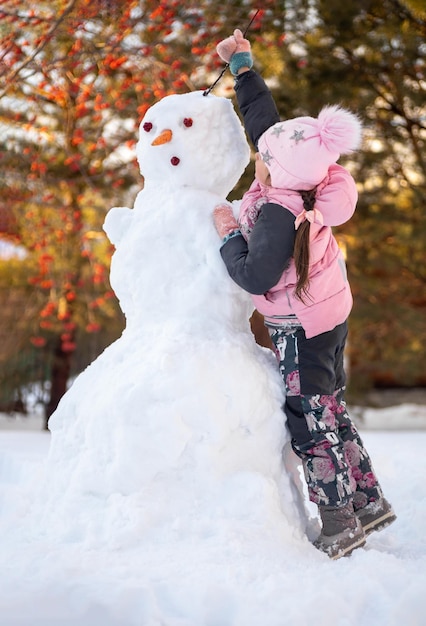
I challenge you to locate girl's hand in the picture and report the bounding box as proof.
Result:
[216,29,251,62]
[213,204,239,239]
[216,33,238,64]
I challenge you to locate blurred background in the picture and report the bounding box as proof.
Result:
[0,0,425,427]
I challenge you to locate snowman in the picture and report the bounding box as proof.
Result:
[39,91,302,544]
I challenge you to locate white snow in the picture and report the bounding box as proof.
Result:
[0,420,425,626]
[1,91,425,625]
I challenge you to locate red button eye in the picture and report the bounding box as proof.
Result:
[143,122,153,132]
[183,118,193,128]
[171,156,180,166]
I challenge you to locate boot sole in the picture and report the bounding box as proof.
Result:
[361,510,397,536]
[329,535,366,560]
[313,531,366,560]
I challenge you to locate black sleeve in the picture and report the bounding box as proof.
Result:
[234,70,280,150]
[219,203,296,295]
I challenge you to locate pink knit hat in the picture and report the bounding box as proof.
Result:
[258,105,362,191]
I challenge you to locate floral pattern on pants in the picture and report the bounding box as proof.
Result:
[269,323,383,508]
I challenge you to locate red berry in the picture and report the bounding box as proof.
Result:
[171,156,180,166]
[183,118,193,127]
[143,122,153,132]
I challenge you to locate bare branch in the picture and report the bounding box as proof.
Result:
[0,0,78,99]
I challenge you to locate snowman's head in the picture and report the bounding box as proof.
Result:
[136,92,250,197]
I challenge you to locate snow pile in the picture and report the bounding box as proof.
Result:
[0,427,425,626]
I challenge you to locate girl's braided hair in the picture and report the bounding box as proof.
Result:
[293,188,316,303]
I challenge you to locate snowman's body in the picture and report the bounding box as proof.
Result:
[44,92,301,540]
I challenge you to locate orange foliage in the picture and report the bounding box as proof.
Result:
[1,0,276,419]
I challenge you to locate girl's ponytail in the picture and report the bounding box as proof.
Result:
[293,189,316,303]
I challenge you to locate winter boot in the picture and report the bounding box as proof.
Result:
[356,498,397,536]
[313,501,366,560]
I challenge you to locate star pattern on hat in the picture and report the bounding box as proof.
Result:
[290,129,305,144]
[261,149,273,165]
[271,124,285,137]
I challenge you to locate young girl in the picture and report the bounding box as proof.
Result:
[213,29,396,559]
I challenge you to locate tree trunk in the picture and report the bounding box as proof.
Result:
[45,337,72,429]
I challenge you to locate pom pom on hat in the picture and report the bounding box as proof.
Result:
[258,105,363,191]
[317,105,362,154]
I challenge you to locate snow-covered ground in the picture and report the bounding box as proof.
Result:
[0,404,425,626]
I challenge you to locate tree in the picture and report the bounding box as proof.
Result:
[0,0,278,421]
[2,0,424,419]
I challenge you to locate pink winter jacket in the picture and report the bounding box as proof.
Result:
[239,164,358,338]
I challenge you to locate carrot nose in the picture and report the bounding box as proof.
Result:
[151,129,173,146]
